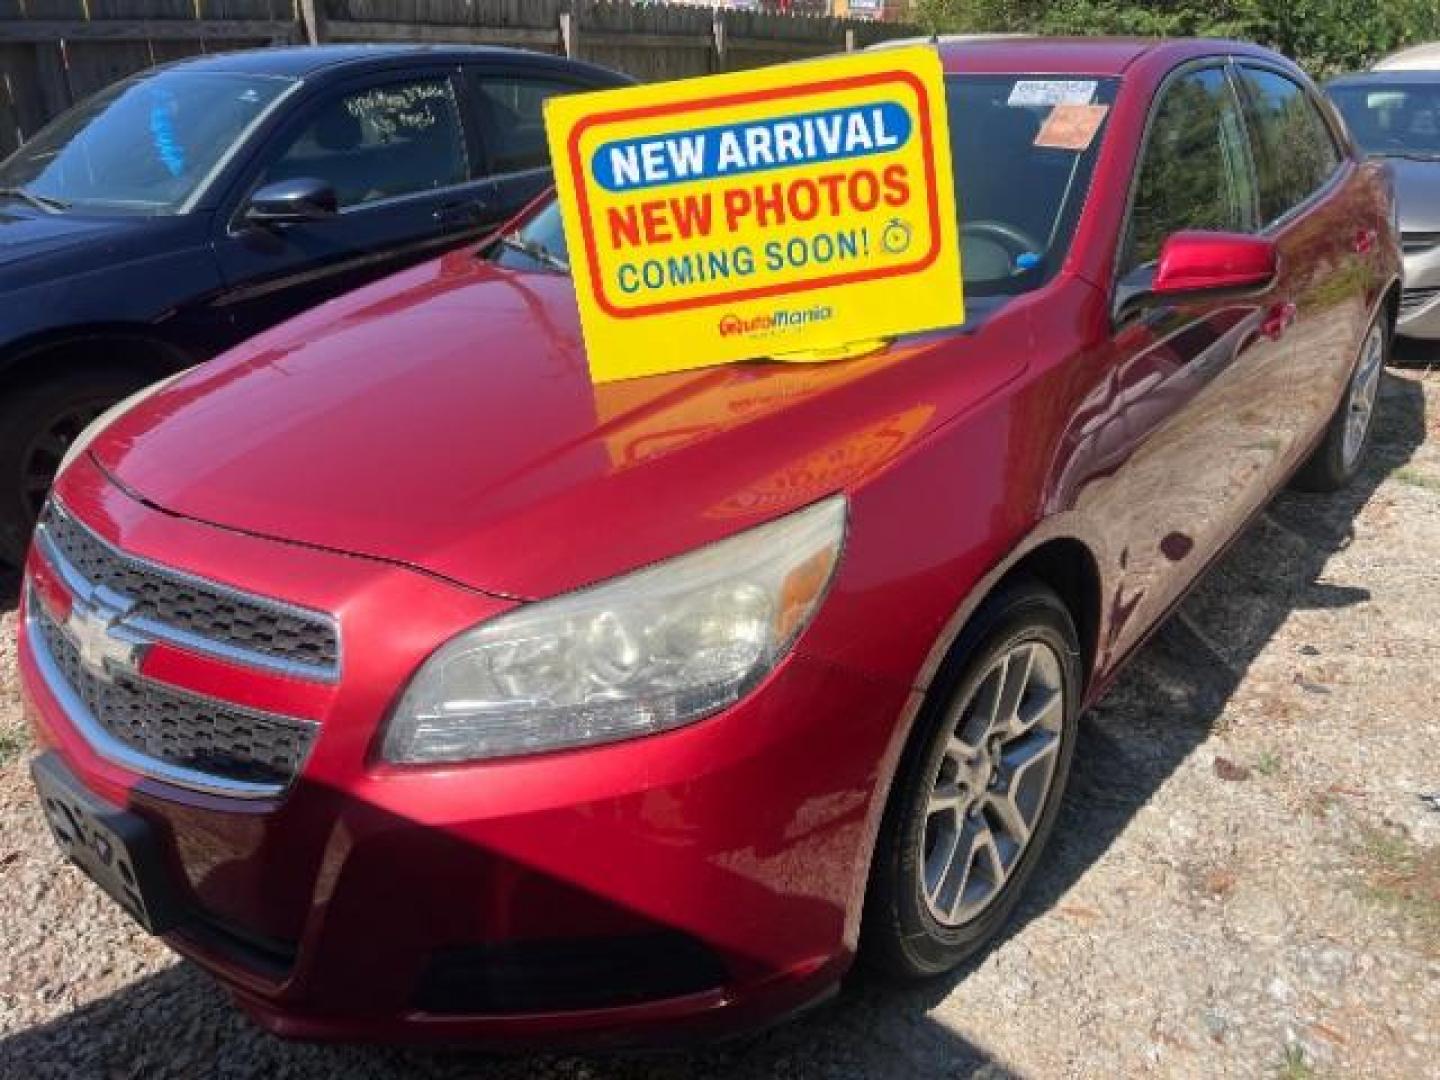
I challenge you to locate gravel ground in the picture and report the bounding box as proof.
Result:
[1,362,1438,1079]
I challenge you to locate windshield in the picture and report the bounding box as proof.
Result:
[0,70,294,214]
[493,73,1117,297]
[1327,82,1440,159]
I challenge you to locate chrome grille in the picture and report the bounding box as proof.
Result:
[40,502,339,677]
[33,603,317,790]
[1401,232,1440,256]
[1400,286,1440,318]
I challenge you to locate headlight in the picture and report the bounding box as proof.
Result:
[382,496,847,763]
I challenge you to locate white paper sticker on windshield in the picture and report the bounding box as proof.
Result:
[1008,80,1097,107]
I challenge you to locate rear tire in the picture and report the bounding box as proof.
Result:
[1291,315,1387,493]
[0,369,150,565]
[862,580,1081,980]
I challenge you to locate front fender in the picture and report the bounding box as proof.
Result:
[0,221,224,376]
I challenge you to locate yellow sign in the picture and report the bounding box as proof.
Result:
[544,46,964,383]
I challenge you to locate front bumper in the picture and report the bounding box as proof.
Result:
[18,459,915,1046]
[1399,241,1440,340]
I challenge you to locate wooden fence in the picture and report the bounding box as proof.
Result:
[0,1,919,157]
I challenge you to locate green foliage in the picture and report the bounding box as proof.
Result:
[1275,1042,1316,1080]
[913,0,1440,75]
[0,726,28,766]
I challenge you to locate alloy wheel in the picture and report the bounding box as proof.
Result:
[19,403,106,520]
[920,639,1066,927]
[1342,322,1385,471]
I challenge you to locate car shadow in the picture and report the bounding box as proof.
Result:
[0,959,1018,1079]
[854,366,1429,1011]
[0,373,1427,1079]
[1392,336,1440,370]
[1,564,17,615]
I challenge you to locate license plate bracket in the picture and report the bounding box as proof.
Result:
[31,752,184,934]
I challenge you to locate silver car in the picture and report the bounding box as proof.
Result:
[1328,71,1440,340]
[1373,42,1440,72]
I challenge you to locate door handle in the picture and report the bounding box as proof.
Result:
[1353,228,1378,255]
[434,199,489,226]
[1261,301,1298,341]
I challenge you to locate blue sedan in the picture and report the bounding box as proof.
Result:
[0,44,628,563]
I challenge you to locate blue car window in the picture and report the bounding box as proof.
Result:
[0,70,293,214]
[259,78,468,209]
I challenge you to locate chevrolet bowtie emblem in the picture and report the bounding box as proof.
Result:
[64,589,147,683]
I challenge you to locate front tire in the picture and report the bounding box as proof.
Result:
[862,580,1081,979]
[1291,315,1387,493]
[0,369,149,565]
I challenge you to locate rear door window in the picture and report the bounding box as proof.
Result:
[1122,66,1257,274]
[468,73,582,176]
[1235,66,1342,225]
[261,75,469,209]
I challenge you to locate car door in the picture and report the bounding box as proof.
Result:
[1232,62,1372,466]
[464,67,602,225]
[1097,62,1294,660]
[211,67,494,344]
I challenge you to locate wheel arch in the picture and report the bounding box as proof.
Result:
[0,326,194,397]
[915,520,1111,702]
[998,538,1102,691]
[1380,277,1401,338]
[851,521,1107,957]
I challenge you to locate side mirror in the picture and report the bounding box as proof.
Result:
[244,178,338,227]
[1115,231,1279,323]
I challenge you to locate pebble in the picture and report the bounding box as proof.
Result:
[1268,977,1297,1006]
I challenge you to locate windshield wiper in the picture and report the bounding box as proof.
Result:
[1371,150,1440,163]
[497,232,568,273]
[0,187,70,212]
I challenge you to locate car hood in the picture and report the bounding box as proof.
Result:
[1389,157,1440,233]
[91,251,1019,600]
[0,206,144,270]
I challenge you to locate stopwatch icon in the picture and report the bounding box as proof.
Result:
[882,218,913,255]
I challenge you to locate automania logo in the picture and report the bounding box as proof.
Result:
[718,305,835,338]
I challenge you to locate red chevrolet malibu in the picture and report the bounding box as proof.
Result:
[19,38,1398,1045]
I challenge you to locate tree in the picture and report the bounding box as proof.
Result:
[912,0,1440,74]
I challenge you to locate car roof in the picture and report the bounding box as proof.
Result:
[153,44,598,80]
[1372,42,1440,71]
[1328,69,1440,87]
[931,35,1277,77]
